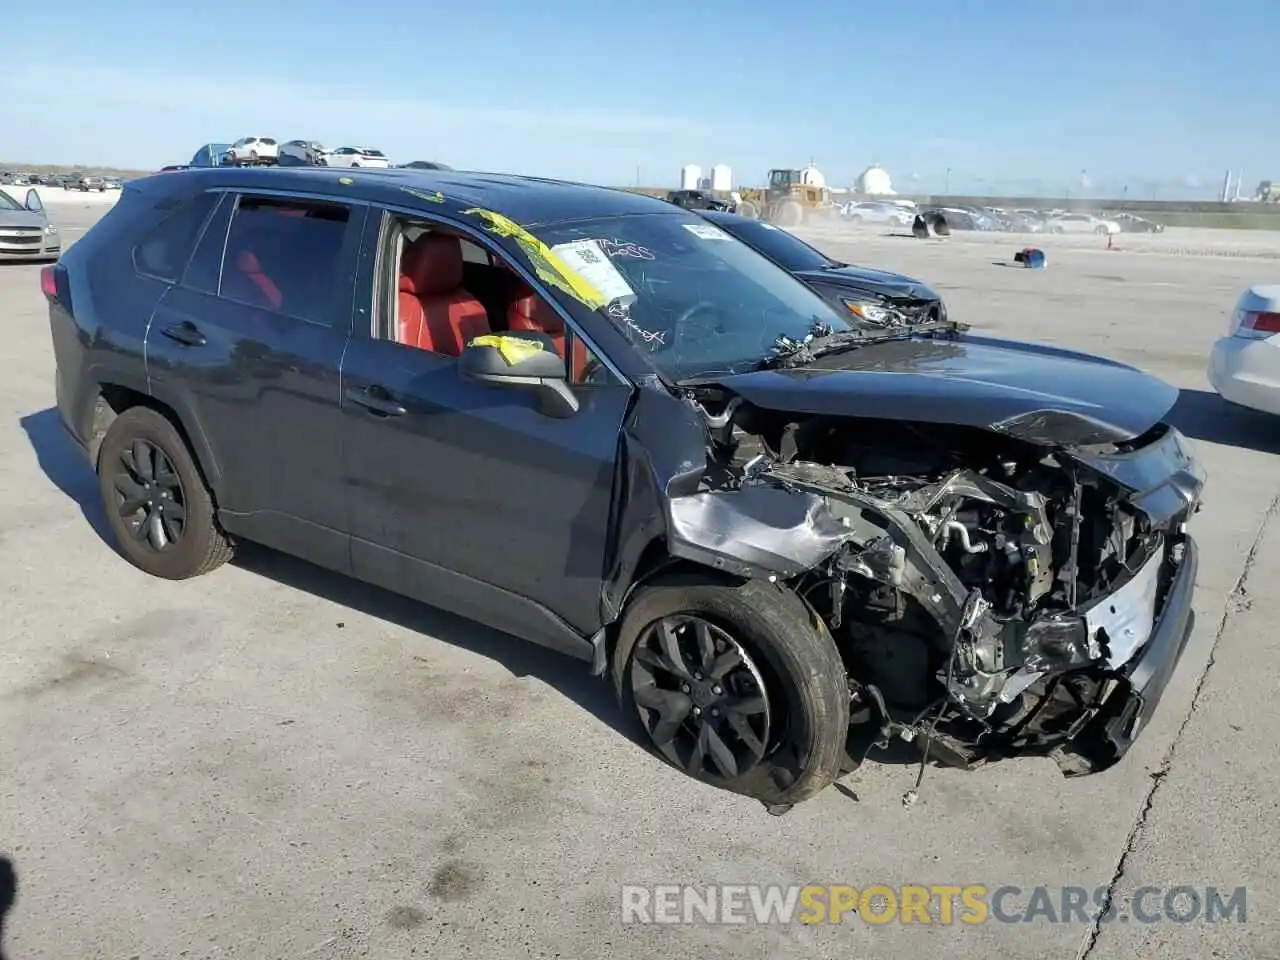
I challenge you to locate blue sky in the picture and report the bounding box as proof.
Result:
[4,0,1274,198]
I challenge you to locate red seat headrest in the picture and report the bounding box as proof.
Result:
[509,285,564,335]
[401,234,464,296]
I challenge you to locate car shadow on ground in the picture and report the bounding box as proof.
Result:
[17,407,631,740]
[1167,388,1280,455]
[233,542,627,733]
[0,855,14,960]
[20,408,113,544]
[19,405,926,787]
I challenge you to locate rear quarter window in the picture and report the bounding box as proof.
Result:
[132,191,222,281]
[218,195,355,325]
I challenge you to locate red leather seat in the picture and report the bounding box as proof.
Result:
[232,250,283,310]
[399,234,490,354]
[507,285,590,380]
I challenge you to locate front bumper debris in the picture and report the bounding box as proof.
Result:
[1053,534,1198,775]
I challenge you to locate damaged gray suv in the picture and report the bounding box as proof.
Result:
[47,168,1203,812]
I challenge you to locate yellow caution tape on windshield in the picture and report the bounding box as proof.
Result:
[461,207,608,309]
[470,334,545,366]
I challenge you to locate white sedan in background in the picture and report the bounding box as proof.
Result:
[326,147,391,168]
[1208,285,1280,415]
[839,201,912,226]
[1045,212,1121,235]
[224,137,279,164]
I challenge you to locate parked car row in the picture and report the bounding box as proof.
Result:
[160,139,452,174]
[1,171,122,191]
[218,137,393,168]
[911,204,1167,236]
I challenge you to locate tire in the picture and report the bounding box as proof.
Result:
[848,214,863,225]
[737,200,759,219]
[1094,225,1108,235]
[96,406,235,580]
[612,572,849,808]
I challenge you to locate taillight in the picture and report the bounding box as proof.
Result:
[1233,309,1280,339]
[39,264,58,301]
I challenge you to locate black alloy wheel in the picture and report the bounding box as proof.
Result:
[613,574,849,807]
[629,615,772,781]
[96,406,235,579]
[112,438,187,552]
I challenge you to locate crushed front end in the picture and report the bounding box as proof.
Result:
[671,396,1205,776]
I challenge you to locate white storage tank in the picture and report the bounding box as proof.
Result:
[710,164,732,192]
[800,165,826,188]
[856,164,895,195]
[680,164,702,190]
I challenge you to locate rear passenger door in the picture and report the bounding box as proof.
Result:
[144,191,367,572]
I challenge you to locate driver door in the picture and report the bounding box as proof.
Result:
[338,208,634,652]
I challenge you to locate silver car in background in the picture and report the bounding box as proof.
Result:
[0,187,60,262]
[277,140,334,166]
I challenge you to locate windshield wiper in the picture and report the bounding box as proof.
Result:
[771,318,970,367]
[763,317,831,366]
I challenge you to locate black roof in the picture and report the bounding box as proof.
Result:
[135,166,675,226]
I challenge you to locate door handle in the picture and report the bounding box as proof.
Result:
[160,321,207,347]
[344,385,406,417]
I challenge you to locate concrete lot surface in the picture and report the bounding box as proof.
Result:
[2,208,1279,959]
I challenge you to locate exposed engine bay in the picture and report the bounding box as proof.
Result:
[678,387,1202,776]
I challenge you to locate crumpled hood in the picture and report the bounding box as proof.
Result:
[794,264,941,302]
[703,333,1179,445]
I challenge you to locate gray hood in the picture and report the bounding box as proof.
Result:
[0,209,47,229]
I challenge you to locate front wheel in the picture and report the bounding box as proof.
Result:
[96,406,235,580]
[1094,225,1109,235]
[612,573,849,808]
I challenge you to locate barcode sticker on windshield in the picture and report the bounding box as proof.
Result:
[682,223,733,241]
[549,239,636,304]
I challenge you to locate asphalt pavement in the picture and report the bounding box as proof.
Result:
[2,206,1278,959]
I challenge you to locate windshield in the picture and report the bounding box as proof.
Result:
[532,212,855,380]
[714,218,840,272]
[0,191,22,212]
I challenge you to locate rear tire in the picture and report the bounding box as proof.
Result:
[96,406,235,580]
[612,573,849,808]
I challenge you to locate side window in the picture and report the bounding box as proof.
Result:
[181,193,232,294]
[219,195,353,324]
[132,192,221,281]
[383,214,620,386]
[459,239,489,265]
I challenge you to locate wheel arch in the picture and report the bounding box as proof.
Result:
[590,540,748,676]
[89,381,221,494]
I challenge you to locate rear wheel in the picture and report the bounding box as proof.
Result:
[97,406,235,580]
[613,573,849,808]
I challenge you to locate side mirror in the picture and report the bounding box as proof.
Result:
[458,331,579,418]
[24,188,43,213]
